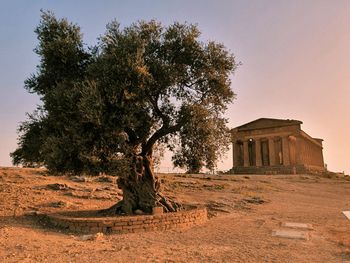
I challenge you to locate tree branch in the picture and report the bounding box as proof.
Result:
[149,94,170,124]
[141,123,181,156]
[124,127,140,145]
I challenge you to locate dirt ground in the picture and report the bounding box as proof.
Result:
[1,167,350,262]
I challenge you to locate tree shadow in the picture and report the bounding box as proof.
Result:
[0,213,60,234]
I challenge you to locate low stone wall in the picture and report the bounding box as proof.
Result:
[43,207,207,234]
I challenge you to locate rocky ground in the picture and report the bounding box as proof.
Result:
[1,167,350,262]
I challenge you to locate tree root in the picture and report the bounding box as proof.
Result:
[99,195,182,215]
[156,193,182,213]
[98,200,125,216]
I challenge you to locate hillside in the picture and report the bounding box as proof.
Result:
[0,168,350,262]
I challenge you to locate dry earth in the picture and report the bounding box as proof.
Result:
[1,167,350,262]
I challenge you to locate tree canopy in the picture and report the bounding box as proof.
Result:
[12,11,237,174]
[11,11,238,213]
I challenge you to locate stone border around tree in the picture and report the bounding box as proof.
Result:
[40,207,208,234]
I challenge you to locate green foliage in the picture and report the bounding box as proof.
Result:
[12,11,238,175]
[172,105,231,173]
[12,10,90,173]
[11,112,44,167]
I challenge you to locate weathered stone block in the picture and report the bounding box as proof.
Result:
[113,221,126,227]
[131,220,143,225]
[90,227,102,233]
[272,229,309,240]
[152,206,163,215]
[282,222,313,230]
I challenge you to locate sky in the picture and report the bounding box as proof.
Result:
[0,0,349,174]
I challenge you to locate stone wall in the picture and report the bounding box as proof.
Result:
[43,207,207,234]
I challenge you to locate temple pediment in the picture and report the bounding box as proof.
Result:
[234,118,302,131]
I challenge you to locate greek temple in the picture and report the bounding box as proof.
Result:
[231,118,325,174]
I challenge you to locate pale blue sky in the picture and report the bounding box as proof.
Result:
[1,1,350,173]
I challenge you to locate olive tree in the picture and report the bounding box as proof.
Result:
[12,11,238,214]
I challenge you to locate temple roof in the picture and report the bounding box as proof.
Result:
[233,118,302,131]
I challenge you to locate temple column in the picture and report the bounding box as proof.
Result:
[288,136,296,165]
[282,136,290,165]
[268,138,276,166]
[232,141,236,167]
[243,140,249,167]
[255,139,262,166]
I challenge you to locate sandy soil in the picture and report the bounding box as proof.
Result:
[1,167,350,262]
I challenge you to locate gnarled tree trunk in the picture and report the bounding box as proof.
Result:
[103,153,181,215]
